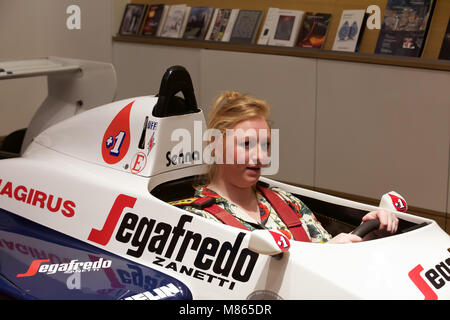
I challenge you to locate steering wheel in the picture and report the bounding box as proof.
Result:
[351,219,380,238]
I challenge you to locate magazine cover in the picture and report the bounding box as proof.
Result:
[375,0,436,57]
[183,6,214,40]
[268,10,304,47]
[332,10,367,52]
[205,9,233,41]
[160,4,189,38]
[438,18,450,60]
[141,4,169,36]
[119,3,148,36]
[229,10,264,44]
[297,13,332,48]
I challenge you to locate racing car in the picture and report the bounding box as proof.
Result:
[0,62,449,300]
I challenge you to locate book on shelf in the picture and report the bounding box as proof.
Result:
[205,8,239,42]
[119,3,148,36]
[332,10,367,52]
[220,9,240,42]
[438,18,450,60]
[375,0,436,57]
[180,7,192,38]
[296,12,332,49]
[205,8,227,41]
[257,7,279,45]
[141,4,169,37]
[160,4,191,38]
[229,10,264,44]
[183,6,214,40]
[268,9,305,47]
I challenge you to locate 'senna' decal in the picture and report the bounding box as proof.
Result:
[102,101,134,164]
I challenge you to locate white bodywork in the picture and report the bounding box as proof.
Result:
[0,57,117,154]
[0,94,449,300]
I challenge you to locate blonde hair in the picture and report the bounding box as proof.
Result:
[199,91,271,186]
[208,91,270,132]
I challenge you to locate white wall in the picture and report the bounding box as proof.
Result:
[0,0,113,136]
[113,42,201,101]
[315,60,450,213]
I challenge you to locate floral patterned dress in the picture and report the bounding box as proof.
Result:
[181,186,332,243]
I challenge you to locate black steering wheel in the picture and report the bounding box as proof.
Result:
[351,219,380,238]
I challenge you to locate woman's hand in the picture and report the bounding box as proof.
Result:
[327,233,362,244]
[362,209,399,234]
[327,210,398,244]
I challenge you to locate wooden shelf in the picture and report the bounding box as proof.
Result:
[113,35,450,72]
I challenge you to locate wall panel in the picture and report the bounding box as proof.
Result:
[315,59,450,213]
[199,50,317,186]
[112,41,201,100]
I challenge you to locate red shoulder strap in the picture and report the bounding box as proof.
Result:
[203,203,249,231]
[257,186,311,242]
[171,196,249,231]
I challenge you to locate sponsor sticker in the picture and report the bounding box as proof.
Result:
[123,283,181,300]
[268,230,290,252]
[130,152,147,174]
[88,195,259,290]
[0,179,76,217]
[102,101,134,164]
[408,253,450,300]
[388,193,407,212]
[17,258,112,277]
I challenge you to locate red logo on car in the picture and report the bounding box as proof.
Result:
[269,230,290,252]
[102,101,134,164]
[408,256,450,300]
[388,194,407,212]
[131,152,147,174]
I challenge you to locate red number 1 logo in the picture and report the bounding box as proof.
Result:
[102,101,134,164]
[106,131,126,157]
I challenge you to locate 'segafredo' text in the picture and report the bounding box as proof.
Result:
[88,195,259,290]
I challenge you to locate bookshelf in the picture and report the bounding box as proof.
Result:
[113,0,450,71]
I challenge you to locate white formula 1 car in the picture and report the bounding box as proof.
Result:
[0,60,449,300]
